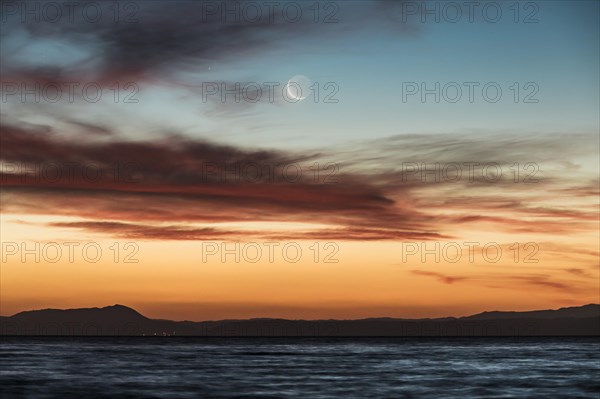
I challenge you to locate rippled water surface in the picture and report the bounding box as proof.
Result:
[1,337,599,398]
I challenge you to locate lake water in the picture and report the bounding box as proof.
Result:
[1,337,599,398]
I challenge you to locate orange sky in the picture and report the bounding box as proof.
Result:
[1,132,599,320]
[1,207,598,320]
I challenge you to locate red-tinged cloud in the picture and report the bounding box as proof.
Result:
[45,221,448,242]
[1,122,598,241]
[564,268,593,278]
[412,270,583,293]
[0,121,436,240]
[411,270,469,284]
[509,275,574,291]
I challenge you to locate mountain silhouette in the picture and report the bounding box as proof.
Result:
[1,304,598,336]
[464,304,600,320]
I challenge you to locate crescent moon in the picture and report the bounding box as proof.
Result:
[286,75,311,101]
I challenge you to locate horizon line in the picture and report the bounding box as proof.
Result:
[3,303,599,323]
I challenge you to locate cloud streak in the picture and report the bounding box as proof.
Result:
[2,121,597,241]
[1,1,420,84]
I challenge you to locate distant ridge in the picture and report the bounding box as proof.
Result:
[7,304,148,322]
[1,304,599,337]
[464,304,600,320]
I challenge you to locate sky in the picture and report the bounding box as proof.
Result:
[0,0,599,320]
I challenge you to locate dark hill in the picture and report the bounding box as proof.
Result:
[1,304,598,337]
[463,304,600,320]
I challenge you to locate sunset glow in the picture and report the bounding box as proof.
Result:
[1,0,598,321]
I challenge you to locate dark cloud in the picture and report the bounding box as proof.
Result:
[60,119,114,136]
[45,221,447,242]
[48,221,250,241]
[411,270,469,284]
[564,268,593,278]
[411,270,579,293]
[1,1,420,84]
[0,121,435,239]
[1,122,598,240]
[509,275,574,291]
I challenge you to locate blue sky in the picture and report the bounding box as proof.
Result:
[2,1,598,150]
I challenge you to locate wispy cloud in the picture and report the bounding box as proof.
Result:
[411,270,469,284]
[2,121,598,241]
